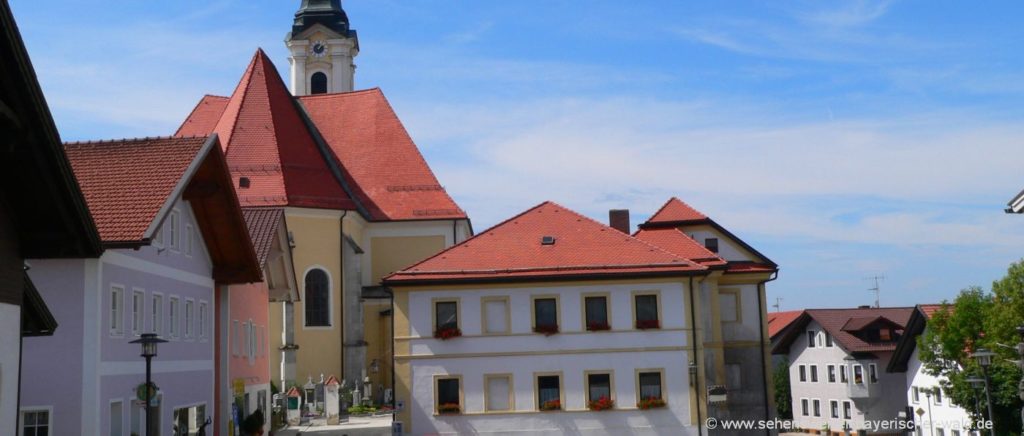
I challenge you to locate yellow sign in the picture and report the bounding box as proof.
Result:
[233,379,245,396]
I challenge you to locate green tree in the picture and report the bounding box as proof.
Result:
[918,261,1024,435]
[774,358,792,419]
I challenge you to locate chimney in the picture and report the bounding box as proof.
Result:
[609,209,630,234]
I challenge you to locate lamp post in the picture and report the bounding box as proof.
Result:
[131,333,167,436]
[967,376,985,429]
[972,348,997,436]
[922,388,935,436]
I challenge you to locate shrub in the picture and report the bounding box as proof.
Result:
[433,326,462,340]
[587,396,614,411]
[637,397,666,409]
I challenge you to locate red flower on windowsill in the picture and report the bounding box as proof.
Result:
[534,324,560,336]
[636,319,660,330]
[587,396,614,411]
[437,403,461,414]
[540,399,562,411]
[433,326,462,340]
[637,397,666,409]
[586,321,611,331]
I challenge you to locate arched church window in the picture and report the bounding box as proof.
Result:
[304,268,330,326]
[310,72,328,95]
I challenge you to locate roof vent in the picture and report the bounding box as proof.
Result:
[541,236,556,245]
[857,305,871,309]
[239,177,251,188]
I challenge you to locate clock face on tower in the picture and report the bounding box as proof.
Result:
[311,40,327,58]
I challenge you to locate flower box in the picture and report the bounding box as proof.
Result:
[636,319,660,330]
[533,324,560,336]
[539,399,562,411]
[637,397,666,409]
[437,403,461,414]
[586,321,611,331]
[587,396,614,411]
[433,326,462,340]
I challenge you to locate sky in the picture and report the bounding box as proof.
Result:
[9,0,1024,310]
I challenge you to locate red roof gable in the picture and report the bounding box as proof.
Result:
[802,307,914,353]
[298,89,465,221]
[175,50,357,210]
[384,202,704,284]
[65,136,208,244]
[767,310,803,338]
[919,304,948,319]
[633,227,726,265]
[646,197,708,224]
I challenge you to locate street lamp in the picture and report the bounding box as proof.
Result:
[967,376,985,424]
[131,333,167,436]
[972,348,997,436]
[923,389,935,436]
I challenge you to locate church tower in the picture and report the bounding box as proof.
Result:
[285,0,359,95]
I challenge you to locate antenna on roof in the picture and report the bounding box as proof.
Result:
[865,275,885,308]
[772,297,782,312]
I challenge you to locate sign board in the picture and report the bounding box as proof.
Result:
[707,385,728,404]
[233,379,246,396]
[392,421,403,435]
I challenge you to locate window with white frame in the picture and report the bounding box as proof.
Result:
[485,374,513,411]
[185,224,194,256]
[798,365,806,382]
[169,296,180,338]
[20,409,50,436]
[110,285,124,335]
[810,365,818,383]
[843,401,852,419]
[110,400,123,436]
[825,332,834,347]
[869,363,878,383]
[184,299,194,339]
[812,399,820,417]
[232,320,240,356]
[248,320,256,361]
[198,301,207,339]
[801,398,809,416]
[934,387,943,405]
[482,297,509,334]
[168,210,180,251]
[807,330,816,348]
[827,364,836,383]
[854,365,864,384]
[840,365,848,383]
[830,400,839,418]
[150,293,163,334]
[131,289,144,336]
[912,386,920,403]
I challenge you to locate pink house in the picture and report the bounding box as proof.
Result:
[217,208,297,434]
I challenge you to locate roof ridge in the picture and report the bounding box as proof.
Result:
[548,201,700,268]
[64,135,207,147]
[647,196,681,224]
[296,87,382,99]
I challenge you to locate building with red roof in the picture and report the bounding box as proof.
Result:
[384,199,779,435]
[772,306,916,433]
[21,135,262,435]
[173,2,472,427]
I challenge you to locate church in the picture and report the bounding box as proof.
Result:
[174,0,472,433]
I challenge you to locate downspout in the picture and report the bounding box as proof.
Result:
[757,270,779,435]
[689,275,704,436]
[339,210,347,383]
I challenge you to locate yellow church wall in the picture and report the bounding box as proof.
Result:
[281,209,345,382]
[369,235,446,284]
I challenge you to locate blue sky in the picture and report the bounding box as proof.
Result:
[10,0,1024,310]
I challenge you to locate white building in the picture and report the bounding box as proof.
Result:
[772,307,914,434]
[888,305,977,436]
[384,200,779,435]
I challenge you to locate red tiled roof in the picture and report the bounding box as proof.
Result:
[805,307,914,353]
[633,227,726,265]
[919,304,949,319]
[243,208,284,267]
[298,89,466,221]
[767,310,803,338]
[64,136,208,243]
[175,50,357,210]
[646,197,708,224]
[384,202,705,284]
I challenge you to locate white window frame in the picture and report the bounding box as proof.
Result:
[854,364,864,385]
[110,285,125,336]
[843,400,852,419]
[198,301,208,340]
[484,373,514,412]
[840,365,848,383]
[184,299,195,340]
[798,364,806,382]
[869,363,879,384]
[830,399,839,418]
[232,320,240,356]
[810,364,818,383]
[109,398,124,436]
[150,293,163,335]
[19,407,53,436]
[827,364,836,383]
[825,332,834,347]
[934,387,943,405]
[912,386,920,403]
[185,224,194,257]
[168,209,180,251]
[807,330,816,348]
[131,288,145,336]
[247,319,256,364]
[800,398,809,416]
[812,398,821,417]
[169,296,180,339]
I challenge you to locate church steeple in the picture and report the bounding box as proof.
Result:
[285,0,359,96]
